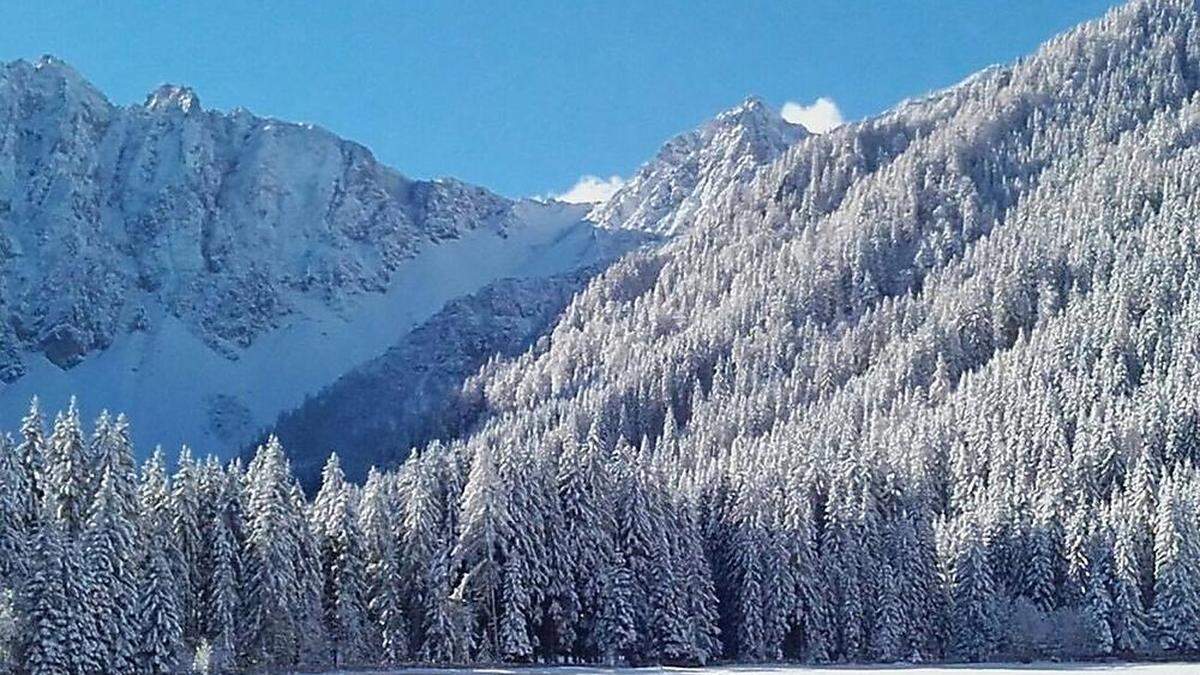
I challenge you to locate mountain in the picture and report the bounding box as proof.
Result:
[0,55,621,453]
[589,96,807,235]
[247,97,809,480]
[463,0,1200,452]
[0,56,806,458]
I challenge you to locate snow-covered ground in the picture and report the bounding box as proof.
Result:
[314,664,1200,675]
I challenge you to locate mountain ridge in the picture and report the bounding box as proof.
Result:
[0,54,808,458]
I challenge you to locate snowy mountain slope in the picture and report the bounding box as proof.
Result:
[0,54,802,459]
[0,55,636,454]
[248,98,805,477]
[266,268,599,487]
[0,202,617,455]
[587,96,807,236]
[467,0,1200,440]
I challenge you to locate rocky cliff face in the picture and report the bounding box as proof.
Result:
[0,56,623,454]
[0,56,521,376]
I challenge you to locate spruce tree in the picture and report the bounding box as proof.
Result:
[84,461,140,672]
[21,524,68,675]
[359,468,407,665]
[43,400,89,535]
[1110,495,1149,654]
[137,544,184,674]
[202,510,238,667]
[949,519,998,661]
[312,454,368,666]
[870,557,906,662]
[0,435,27,586]
[241,437,305,668]
[1149,475,1200,652]
[16,398,46,533]
[452,443,511,661]
[595,546,637,665]
[171,447,204,646]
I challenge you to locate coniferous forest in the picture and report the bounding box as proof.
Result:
[9,0,1200,673]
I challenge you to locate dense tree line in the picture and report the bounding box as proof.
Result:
[8,0,1200,673]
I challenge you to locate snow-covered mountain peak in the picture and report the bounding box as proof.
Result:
[29,54,89,83]
[588,96,807,236]
[718,95,772,120]
[144,83,201,113]
[715,95,808,157]
[1,55,111,115]
[717,95,788,131]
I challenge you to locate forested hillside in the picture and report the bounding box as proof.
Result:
[5,0,1200,672]
[266,269,600,488]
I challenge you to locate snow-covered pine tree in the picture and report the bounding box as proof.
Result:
[136,542,184,673]
[760,515,794,655]
[358,468,407,665]
[949,517,998,661]
[729,484,766,661]
[423,539,471,663]
[676,496,721,664]
[531,447,580,660]
[16,398,46,534]
[1149,471,1200,653]
[290,478,328,665]
[138,448,173,541]
[60,535,103,674]
[311,453,368,667]
[869,556,906,662]
[1110,491,1150,654]
[240,436,306,668]
[452,443,511,661]
[556,425,616,658]
[202,509,238,670]
[43,399,89,535]
[0,435,26,586]
[595,545,637,665]
[170,447,205,646]
[403,453,448,659]
[495,443,545,663]
[1082,511,1116,657]
[641,468,690,663]
[21,524,68,675]
[85,411,111,505]
[782,466,830,663]
[821,468,867,661]
[83,455,140,672]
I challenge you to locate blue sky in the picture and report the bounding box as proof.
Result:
[2,1,1121,199]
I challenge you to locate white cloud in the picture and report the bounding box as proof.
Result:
[780,97,845,133]
[555,174,626,204]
